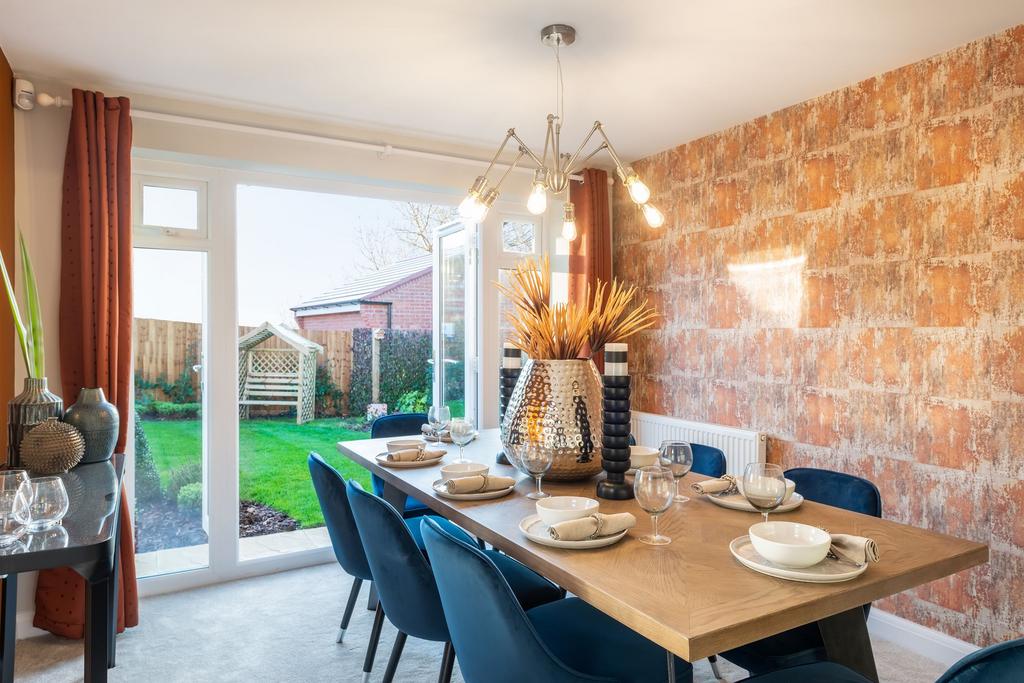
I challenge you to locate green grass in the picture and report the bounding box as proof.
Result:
[140,417,372,527]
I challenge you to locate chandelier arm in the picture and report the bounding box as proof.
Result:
[563,121,603,175]
[508,131,546,169]
[595,125,630,179]
[564,142,609,177]
[482,130,516,179]
[493,150,527,191]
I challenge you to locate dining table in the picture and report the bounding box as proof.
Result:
[0,454,124,683]
[338,429,988,682]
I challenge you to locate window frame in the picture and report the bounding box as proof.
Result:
[133,174,209,240]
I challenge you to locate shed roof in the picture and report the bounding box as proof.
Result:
[238,321,323,354]
[291,254,432,314]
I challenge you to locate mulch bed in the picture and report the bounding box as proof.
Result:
[134,499,301,552]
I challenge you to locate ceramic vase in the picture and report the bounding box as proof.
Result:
[8,377,63,468]
[501,359,604,481]
[20,417,86,475]
[63,387,120,463]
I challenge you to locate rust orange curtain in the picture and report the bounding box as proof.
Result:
[568,168,612,367]
[34,89,138,638]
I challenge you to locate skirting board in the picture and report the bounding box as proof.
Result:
[868,609,977,667]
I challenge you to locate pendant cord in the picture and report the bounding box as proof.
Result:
[554,40,564,129]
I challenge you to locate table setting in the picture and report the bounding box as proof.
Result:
[0,468,71,553]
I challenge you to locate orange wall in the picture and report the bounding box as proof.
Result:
[613,25,1024,645]
[0,47,15,454]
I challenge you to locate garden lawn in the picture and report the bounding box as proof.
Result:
[141,417,372,527]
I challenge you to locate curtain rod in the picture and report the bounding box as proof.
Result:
[132,109,604,183]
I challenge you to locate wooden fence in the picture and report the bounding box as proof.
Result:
[133,318,353,414]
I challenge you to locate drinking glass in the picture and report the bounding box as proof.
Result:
[26,477,69,532]
[26,524,69,552]
[742,462,787,523]
[634,466,676,545]
[427,404,451,442]
[0,471,31,547]
[659,440,694,503]
[449,418,476,465]
[514,443,553,500]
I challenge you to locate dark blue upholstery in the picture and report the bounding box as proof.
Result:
[370,412,431,516]
[936,637,1024,683]
[739,661,871,682]
[721,467,882,676]
[308,452,372,581]
[691,444,726,478]
[421,517,693,683]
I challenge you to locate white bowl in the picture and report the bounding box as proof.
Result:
[535,496,599,526]
[440,462,488,481]
[386,439,423,454]
[629,446,659,469]
[748,521,831,568]
[738,477,797,503]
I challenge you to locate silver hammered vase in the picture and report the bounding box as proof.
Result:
[8,377,64,468]
[501,359,604,481]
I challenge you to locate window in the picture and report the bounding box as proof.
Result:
[133,175,208,238]
[501,219,537,254]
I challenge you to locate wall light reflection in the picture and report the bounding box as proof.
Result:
[726,254,806,327]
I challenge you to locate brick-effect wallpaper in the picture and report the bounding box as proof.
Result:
[612,25,1024,646]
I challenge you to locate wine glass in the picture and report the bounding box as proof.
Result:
[26,477,69,532]
[513,443,553,500]
[634,466,676,545]
[742,463,787,524]
[0,471,31,547]
[427,404,451,442]
[449,418,476,465]
[659,440,694,503]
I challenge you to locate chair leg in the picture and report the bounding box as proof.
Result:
[707,654,724,680]
[437,641,456,683]
[338,578,363,643]
[381,631,408,683]
[362,603,385,683]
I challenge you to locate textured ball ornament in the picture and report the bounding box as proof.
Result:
[20,418,85,475]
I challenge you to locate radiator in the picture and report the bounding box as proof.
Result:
[630,411,767,475]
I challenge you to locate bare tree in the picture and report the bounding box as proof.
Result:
[355,223,402,271]
[393,202,459,254]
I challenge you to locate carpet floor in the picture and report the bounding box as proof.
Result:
[15,563,949,682]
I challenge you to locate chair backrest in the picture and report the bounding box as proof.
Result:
[691,443,726,478]
[936,637,1024,683]
[307,453,371,581]
[346,481,449,642]
[421,518,614,683]
[784,467,882,517]
[371,412,428,439]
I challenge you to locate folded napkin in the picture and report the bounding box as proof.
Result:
[829,534,880,565]
[387,448,443,462]
[690,474,736,496]
[443,475,516,494]
[548,512,637,541]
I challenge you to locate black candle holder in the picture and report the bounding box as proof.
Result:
[497,366,520,465]
[597,373,633,500]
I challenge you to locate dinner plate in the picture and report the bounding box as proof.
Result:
[432,479,515,501]
[706,491,804,513]
[729,535,868,583]
[375,452,444,469]
[519,514,628,549]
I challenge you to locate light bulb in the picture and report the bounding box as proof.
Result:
[458,176,490,221]
[562,201,578,241]
[625,174,650,204]
[527,181,547,215]
[642,203,665,229]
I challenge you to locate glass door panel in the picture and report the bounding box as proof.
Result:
[435,224,477,421]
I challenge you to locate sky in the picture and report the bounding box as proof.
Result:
[133,185,436,326]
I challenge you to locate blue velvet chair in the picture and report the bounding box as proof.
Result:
[370,412,431,517]
[719,468,882,676]
[691,443,726,478]
[308,454,476,680]
[421,516,693,683]
[347,482,563,683]
[936,636,1024,683]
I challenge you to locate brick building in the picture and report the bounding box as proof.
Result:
[291,255,432,332]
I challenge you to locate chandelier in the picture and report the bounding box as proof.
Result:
[458,24,664,241]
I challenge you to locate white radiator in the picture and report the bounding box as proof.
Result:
[630,411,766,475]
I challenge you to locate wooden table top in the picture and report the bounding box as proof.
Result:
[338,430,987,662]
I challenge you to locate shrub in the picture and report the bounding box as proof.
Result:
[167,461,203,502]
[176,482,203,511]
[134,339,200,404]
[133,421,162,504]
[134,400,201,420]
[394,389,428,414]
[350,328,432,416]
[315,361,346,417]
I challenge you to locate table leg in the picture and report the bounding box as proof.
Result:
[381,481,407,513]
[107,510,121,669]
[0,574,17,683]
[84,577,111,683]
[665,648,675,683]
[818,606,879,683]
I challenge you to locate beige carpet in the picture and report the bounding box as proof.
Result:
[15,563,948,682]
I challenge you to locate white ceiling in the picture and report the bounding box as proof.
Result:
[2,1,1023,161]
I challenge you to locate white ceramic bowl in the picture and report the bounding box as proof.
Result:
[629,446,660,469]
[748,521,831,568]
[386,439,424,454]
[535,496,600,526]
[738,477,797,503]
[440,462,489,481]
